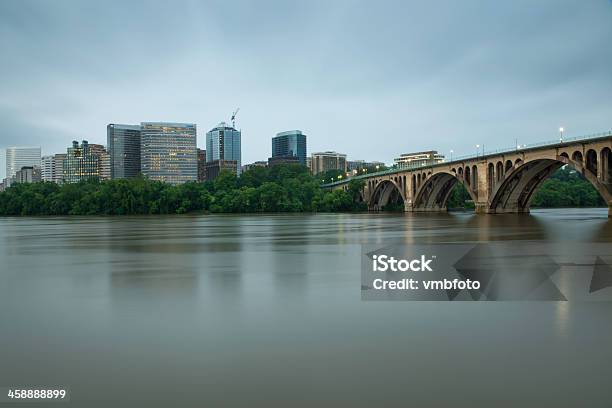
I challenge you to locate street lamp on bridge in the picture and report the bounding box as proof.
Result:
[450,149,453,161]
[476,144,480,159]
[559,127,564,142]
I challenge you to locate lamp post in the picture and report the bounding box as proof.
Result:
[476,144,480,160]
[450,149,453,161]
[559,127,564,142]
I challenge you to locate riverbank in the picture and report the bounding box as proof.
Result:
[0,166,604,216]
[0,165,367,216]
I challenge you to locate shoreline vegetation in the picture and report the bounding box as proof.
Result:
[0,165,605,216]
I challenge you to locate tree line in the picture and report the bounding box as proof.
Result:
[0,164,367,216]
[0,164,604,216]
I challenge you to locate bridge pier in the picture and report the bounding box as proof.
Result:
[474,202,488,214]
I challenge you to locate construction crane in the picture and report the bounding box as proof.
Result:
[231,108,240,129]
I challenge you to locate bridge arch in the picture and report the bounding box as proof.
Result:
[489,154,611,214]
[413,171,477,211]
[369,179,405,211]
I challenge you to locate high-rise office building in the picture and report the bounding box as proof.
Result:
[310,151,347,175]
[206,122,241,176]
[107,124,141,179]
[63,141,100,183]
[41,155,55,182]
[53,154,66,183]
[88,144,111,180]
[5,146,41,186]
[271,130,307,166]
[140,122,197,184]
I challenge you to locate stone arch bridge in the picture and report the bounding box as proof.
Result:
[324,132,612,217]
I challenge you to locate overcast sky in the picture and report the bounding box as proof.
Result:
[1,0,612,179]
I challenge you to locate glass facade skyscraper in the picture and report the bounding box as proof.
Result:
[140,122,197,184]
[206,122,241,176]
[107,124,141,179]
[271,130,307,166]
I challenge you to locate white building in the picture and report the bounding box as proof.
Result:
[394,151,444,169]
[5,146,41,187]
[41,155,55,182]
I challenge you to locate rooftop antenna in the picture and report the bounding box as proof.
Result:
[231,107,240,129]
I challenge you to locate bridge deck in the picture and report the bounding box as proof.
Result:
[322,131,612,188]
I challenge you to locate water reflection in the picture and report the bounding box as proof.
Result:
[0,209,611,408]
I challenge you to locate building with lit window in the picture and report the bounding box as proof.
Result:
[13,166,41,184]
[107,124,141,179]
[63,140,100,183]
[88,144,110,180]
[271,130,307,166]
[140,122,197,184]
[347,160,385,174]
[206,122,241,176]
[347,160,385,171]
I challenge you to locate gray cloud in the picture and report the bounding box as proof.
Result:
[1,0,611,179]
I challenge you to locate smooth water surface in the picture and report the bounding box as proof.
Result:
[1,209,611,407]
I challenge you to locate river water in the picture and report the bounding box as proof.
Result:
[1,209,611,407]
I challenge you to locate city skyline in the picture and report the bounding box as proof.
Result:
[2,1,612,179]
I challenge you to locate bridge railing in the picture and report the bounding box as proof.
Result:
[321,130,612,187]
[450,130,612,162]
